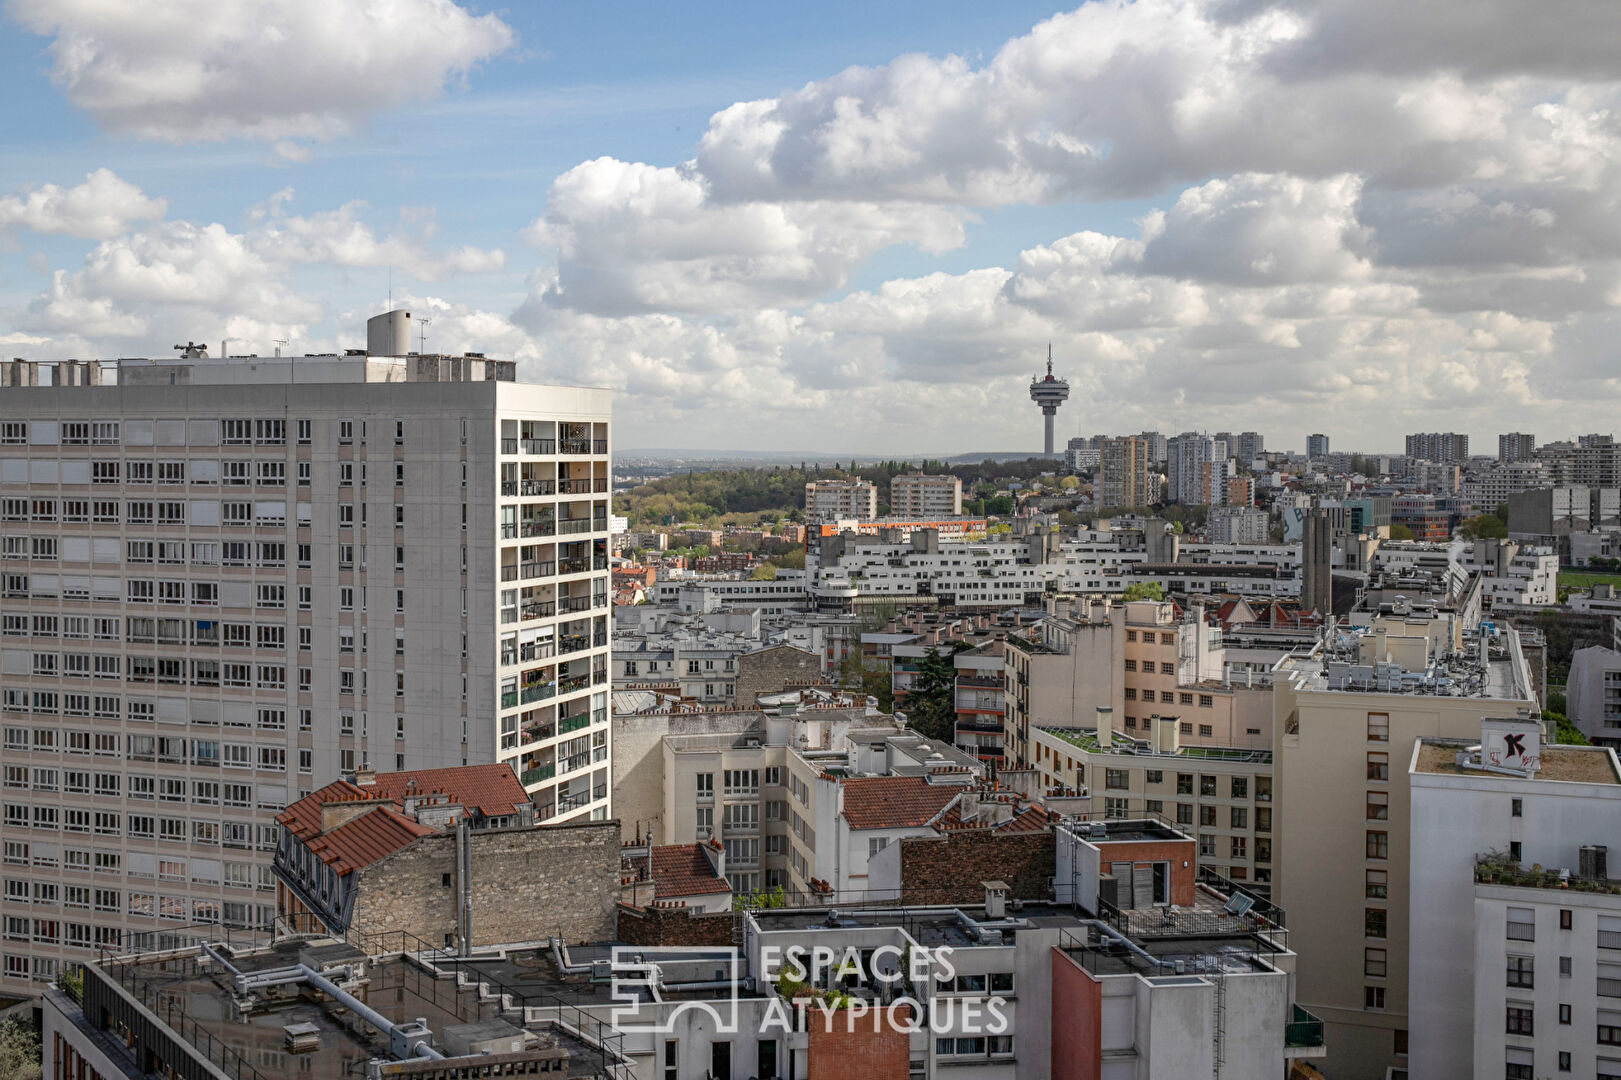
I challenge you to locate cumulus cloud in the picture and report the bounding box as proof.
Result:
[9,0,1621,450]
[525,158,965,315]
[0,168,167,239]
[249,196,505,280]
[691,0,1621,205]
[7,0,514,142]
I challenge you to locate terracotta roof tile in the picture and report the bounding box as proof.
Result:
[361,764,529,818]
[303,807,436,876]
[645,844,730,899]
[840,776,960,830]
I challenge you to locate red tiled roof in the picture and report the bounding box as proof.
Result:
[934,799,1054,833]
[304,807,436,876]
[643,844,731,899]
[840,776,960,830]
[361,764,529,818]
[275,764,529,877]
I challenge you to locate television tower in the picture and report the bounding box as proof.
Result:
[1028,344,1070,456]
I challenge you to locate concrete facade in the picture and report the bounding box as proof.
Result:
[0,352,611,996]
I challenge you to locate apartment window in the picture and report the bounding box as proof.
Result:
[1367,712,1389,742]
[1364,986,1385,1011]
[1229,807,1247,829]
[1507,908,1536,941]
[1560,908,1573,930]
[1367,752,1389,781]
[1561,955,1572,976]
[1505,1004,1534,1036]
[1506,955,1534,988]
[1365,947,1387,978]
[1180,693,1193,706]
[1367,792,1388,821]
[1104,769,1129,790]
[1511,796,1522,817]
[696,773,714,799]
[1199,805,1217,827]
[1366,869,1388,899]
[1365,908,1387,938]
[1560,1004,1573,1026]
[1200,775,1216,797]
[1124,688,1137,701]
[1366,831,1388,860]
[1124,660,1136,672]
[1199,695,1214,708]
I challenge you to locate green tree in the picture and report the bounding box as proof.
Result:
[749,563,778,580]
[1459,514,1507,540]
[1121,582,1164,602]
[776,546,806,570]
[904,647,959,742]
[1387,524,1415,541]
[0,1014,40,1080]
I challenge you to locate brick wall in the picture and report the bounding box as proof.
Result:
[735,645,824,706]
[898,829,1054,905]
[806,1003,911,1080]
[1050,948,1101,1080]
[1094,838,1196,905]
[350,820,619,946]
[615,903,735,947]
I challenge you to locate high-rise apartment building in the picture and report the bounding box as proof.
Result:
[1167,433,1228,506]
[1217,430,1265,465]
[1498,432,1536,462]
[1405,431,1470,463]
[887,473,962,518]
[0,339,611,995]
[803,479,877,522]
[1098,437,1153,509]
[1306,433,1330,459]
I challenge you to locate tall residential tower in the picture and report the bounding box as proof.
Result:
[0,322,611,995]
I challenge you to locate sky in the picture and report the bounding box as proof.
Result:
[1,1,1619,455]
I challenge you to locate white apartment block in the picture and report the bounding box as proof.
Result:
[1408,717,1621,1080]
[1207,506,1271,544]
[1461,460,1550,510]
[889,473,963,518]
[804,479,878,522]
[0,343,610,996]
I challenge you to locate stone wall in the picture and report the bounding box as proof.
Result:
[350,820,620,947]
[616,903,735,947]
[735,645,824,706]
[898,829,1055,905]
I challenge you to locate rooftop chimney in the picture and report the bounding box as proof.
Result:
[983,881,1009,919]
[1096,706,1114,749]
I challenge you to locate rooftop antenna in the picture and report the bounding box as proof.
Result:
[273,338,288,358]
[418,316,432,356]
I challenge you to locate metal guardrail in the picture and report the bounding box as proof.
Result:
[1285,1004,1325,1047]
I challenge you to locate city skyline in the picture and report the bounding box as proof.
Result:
[2,0,1620,452]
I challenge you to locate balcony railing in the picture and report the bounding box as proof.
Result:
[520,521,555,538]
[558,674,591,695]
[521,479,555,496]
[558,713,591,735]
[593,440,608,454]
[521,682,556,704]
[558,479,593,495]
[559,595,593,613]
[520,601,556,621]
[561,752,591,773]
[559,557,590,575]
[560,440,592,455]
[558,634,591,655]
[501,438,518,454]
[521,561,554,580]
[521,764,555,785]
[522,438,556,455]
[500,691,518,709]
[558,519,594,535]
[1284,1005,1325,1048]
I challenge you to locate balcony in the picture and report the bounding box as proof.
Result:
[558,519,594,535]
[521,479,555,496]
[520,763,555,786]
[1284,1005,1326,1056]
[558,634,591,655]
[559,595,593,614]
[522,438,555,455]
[558,557,590,575]
[558,713,591,735]
[558,479,593,495]
[521,561,554,580]
[520,521,555,538]
[520,600,556,621]
[501,438,518,454]
[560,439,592,455]
[558,674,591,695]
[520,682,555,704]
